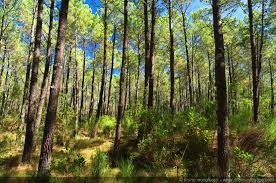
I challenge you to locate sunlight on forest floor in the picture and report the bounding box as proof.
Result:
[0,132,120,177]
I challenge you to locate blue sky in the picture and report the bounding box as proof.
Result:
[84,0,245,19]
[84,0,206,14]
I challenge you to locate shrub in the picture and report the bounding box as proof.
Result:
[99,115,116,137]
[91,151,110,177]
[122,114,138,137]
[51,150,86,176]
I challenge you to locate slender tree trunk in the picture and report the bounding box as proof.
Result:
[22,0,44,163]
[148,0,156,107]
[0,44,7,87]
[37,0,69,176]
[94,0,108,137]
[79,39,86,123]
[143,0,150,106]
[65,48,72,95]
[114,0,128,152]
[197,65,201,102]
[124,59,129,111]
[207,49,213,101]
[168,0,175,113]
[34,0,55,149]
[212,0,230,178]
[107,26,116,114]
[128,60,132,109]
[135,34,141,107]
[89,45,96,118]
[19,1,37,131]
[181,12,193,106]
[0,56,10,117]
[269,59,274,115]
[226,45,233,114]
[73,34,79,136]
[248,0,265,123]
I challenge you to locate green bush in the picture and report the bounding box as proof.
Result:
[122,114,138,137]
[99,115,116,137]
[136,108,213,177]
[229,108,252,132]
[266,118,276,140]
[91,151,110,177]
[51,149,86,176]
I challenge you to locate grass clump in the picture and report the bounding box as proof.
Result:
[91,151,110,177]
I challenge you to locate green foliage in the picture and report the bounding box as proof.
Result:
[136,108,213,176]
[117,157,135,177]
[52,149,86,176]
[122,113,138,137]
[56,105,75,145]
[98,115,116,137]
[229,108,252,132]
[91,151,110,177]
[266,118,276,140]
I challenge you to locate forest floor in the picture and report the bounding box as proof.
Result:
[0,124,275,178]
[0,129,179,177]
[0,130,116,177]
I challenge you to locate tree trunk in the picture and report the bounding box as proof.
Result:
[0,44,7,87]
[65,48,72,95]
[226,45,233,114]
[114,0,128,152]
[128,59,131,109]
[148,0,156,108]
[34,0,55,149]
[207,48,213,101]
[22,0,44,163]
[94,0,108,137]
[37,0,69,176]
[168,0,175,113]
[135,34,141,108]
[88,45,96,118]
[197,65,201,102]
[269,59,274,115]
[212,0,230,178]
[0,56,10,117]
[73,34,79,136]
[181,11,193,106]
[248,0,265,123]
[19,1,37,131]
[107,26,116,115]
[143,0,150,106]
[79,39,86,123]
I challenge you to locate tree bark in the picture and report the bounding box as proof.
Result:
[114,0,128,152]
[73,34,79,136]
[168,0,175,113]
[135,34,141,108]
[181,11,193,106]
[0,44,7,87]
[88,45,96,118]
[79,39,86,123]
[19,1,37,131]
[37,0,69,176]
[248,0,265,123]
[107,26,116,114]
[212,0,230,178]
[269,59,274,115]
[65,48,72,95]
[34,0,55,149]
[22,0,44,163]
[148,0,156,108]
[94,0,108,137]
[143,0,150,106]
